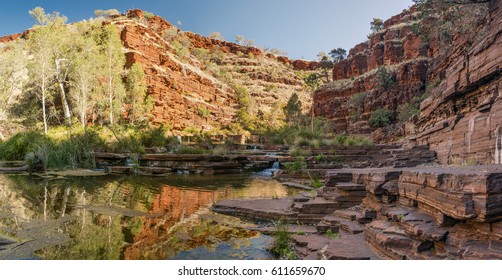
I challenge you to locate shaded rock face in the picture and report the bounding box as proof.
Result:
[415,0,502,164]
[314,6,429,137]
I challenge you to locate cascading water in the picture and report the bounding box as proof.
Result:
[255,161,281,177]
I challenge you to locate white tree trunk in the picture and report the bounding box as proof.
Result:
[42,63,48,135]
[56,58,71,125]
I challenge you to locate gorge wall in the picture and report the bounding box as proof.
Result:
[315,0,501,164]
[314,6,428,138]
[414,0,502,164]
[0,9,316,133]
[114,10,315,132]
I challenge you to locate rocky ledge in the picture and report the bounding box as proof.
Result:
[212,165,502,260]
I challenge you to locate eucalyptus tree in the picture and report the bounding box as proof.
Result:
[26,7,71,132]
[69,22,104,128]
[96,24,126,125]
[125,63,152,125]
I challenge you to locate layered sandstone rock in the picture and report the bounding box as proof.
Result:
[114,18,238,131]
[414,0,501,164]
[314,7,429,137]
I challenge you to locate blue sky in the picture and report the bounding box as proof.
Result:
[0,0,413,60]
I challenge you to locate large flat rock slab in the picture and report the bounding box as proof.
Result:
[321,234,381,260]
[212,198,296,221]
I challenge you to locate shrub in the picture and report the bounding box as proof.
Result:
[375,66,395,90]
[143,11,155,19]
[397,93,429,123]
[347,92,367,122]
[310,177,324,189]
[369,109,393,128]
[0,131,46,161]
[332,134,373,147]
[270,221,296,260]
[196,106,211,118]
[172,40,189,59]
[177,146,209,154]
[397,102,421,123]
[284,157,306,171]
[139,125,176,147]
[326,229,340,239]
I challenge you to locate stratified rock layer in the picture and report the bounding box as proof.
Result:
[415,0,502,164]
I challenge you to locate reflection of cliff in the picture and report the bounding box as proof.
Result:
[123,185,221,259]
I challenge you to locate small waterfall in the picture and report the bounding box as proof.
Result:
[255,161,281,177]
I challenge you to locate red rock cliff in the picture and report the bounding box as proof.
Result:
[314,6,429,138]
[414,0,501,164]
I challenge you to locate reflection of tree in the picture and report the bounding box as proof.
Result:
[39,213,126,260]
[0,174,298,259]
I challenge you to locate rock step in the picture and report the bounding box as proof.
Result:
[299,198,340,214]
[333,208,376,224]
[335,183,366,192]
[316,221,340,234]
[382,206,449,242]
[297,214,327,224]
[293,193,312,203]
[253,225,317,235]
[321,215,365,234]
[365,220,437,260]
[320,234,381,260]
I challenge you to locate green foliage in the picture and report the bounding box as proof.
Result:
[370,18,384,33]
[193,47,210,60]
[310,177,324,189]
[196,106,211,118]
[347,92,367,122]
[332,134,373,147]
[125,63,152,124]
[139,125,176,147]
[326,229,340,239]
[369,109,393,128]
[177,146,209,154]
[398,92,430,123]
[329,48,347,63]
[0,131,45,161]
[270,221,296,260]
[284,93,302,124]
[375,66,395,90]
[0,128,104,170]
[143,11,155,19]
[234,84,250,107]
[314,154,324,163]
[284,157,307,171]
[172,40,190,60]
[303,73,321,91]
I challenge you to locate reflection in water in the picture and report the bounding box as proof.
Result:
[0,174,298,260]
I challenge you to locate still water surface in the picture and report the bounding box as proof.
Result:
[0,172,297,260]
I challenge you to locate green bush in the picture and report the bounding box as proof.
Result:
[347,92,367,122]
[270,221,296,260]
[143,11,155,19]
[0,129,105,170]
[284,157,306,171]
[177,146,209,154]
[375,66,395,90]
[369,109,393,128]
[332,134,373,146]
[139,125,176,147]
[0,131,46,161]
